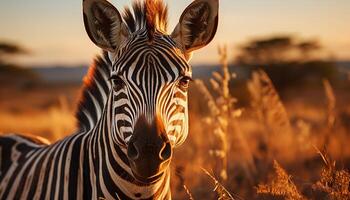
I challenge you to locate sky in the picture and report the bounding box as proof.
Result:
[1,0,350,66]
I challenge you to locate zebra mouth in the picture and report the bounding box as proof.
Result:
[131,170,164,184]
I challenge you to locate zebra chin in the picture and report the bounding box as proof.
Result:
[126,115,173,184]
[130,162,170,184]
[128,153,171,184]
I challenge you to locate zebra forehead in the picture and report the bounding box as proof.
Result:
[114,43,191,78]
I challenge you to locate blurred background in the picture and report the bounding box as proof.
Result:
[1,0,350,199]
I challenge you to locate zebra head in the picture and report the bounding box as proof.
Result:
[83,0,218,183]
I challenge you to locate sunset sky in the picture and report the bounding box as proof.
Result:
[1,0,350,66]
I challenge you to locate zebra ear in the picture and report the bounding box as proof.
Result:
[171,0,218,57]
[83,0,128,52]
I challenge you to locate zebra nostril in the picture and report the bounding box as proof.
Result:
[127,142,139,160]
[160,142,172,160]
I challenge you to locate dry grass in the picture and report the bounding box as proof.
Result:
[247,69,297,161]
[257,160,306,200]
[312,149,350,200]
[257,150,350,200]
[202,168,236,200]
[322,79,337,151]
[175,166,195,200]
[195,45,255,183]
[0,95,76,141]
[323,79,336,129]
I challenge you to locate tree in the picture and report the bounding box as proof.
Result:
[297,40,321,61]
[236,36,294,66]
[234,35,336,88]
[0,42,29,65]
[0,41,37,86]
[236,35,324,66]
[0,42,28,55]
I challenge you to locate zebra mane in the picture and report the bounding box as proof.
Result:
[123,0,168,39]
[75,51,111,130]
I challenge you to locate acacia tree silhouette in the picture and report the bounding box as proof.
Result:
[0,41,37,85]
[235,36,322,66]
[0,42,28,63]
[235,35,336,89]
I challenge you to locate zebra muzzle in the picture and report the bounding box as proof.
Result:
[127,115,172,183]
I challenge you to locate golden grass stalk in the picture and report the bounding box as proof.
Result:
[312,148,350,200]
[247,70,292,135]
[175,166,194,200]
[202,168,236,200]
[322,79,337,151]
[247,70,296,160]
[257,160,306,200]
[322,79,336,129]
[183,185,194,200]
[195,45,256,182]
[217,45,230,99]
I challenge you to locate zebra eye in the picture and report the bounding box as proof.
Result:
[110,75,126,90]
[178,76,192,89]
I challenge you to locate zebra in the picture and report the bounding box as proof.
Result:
[0,0,218,199]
